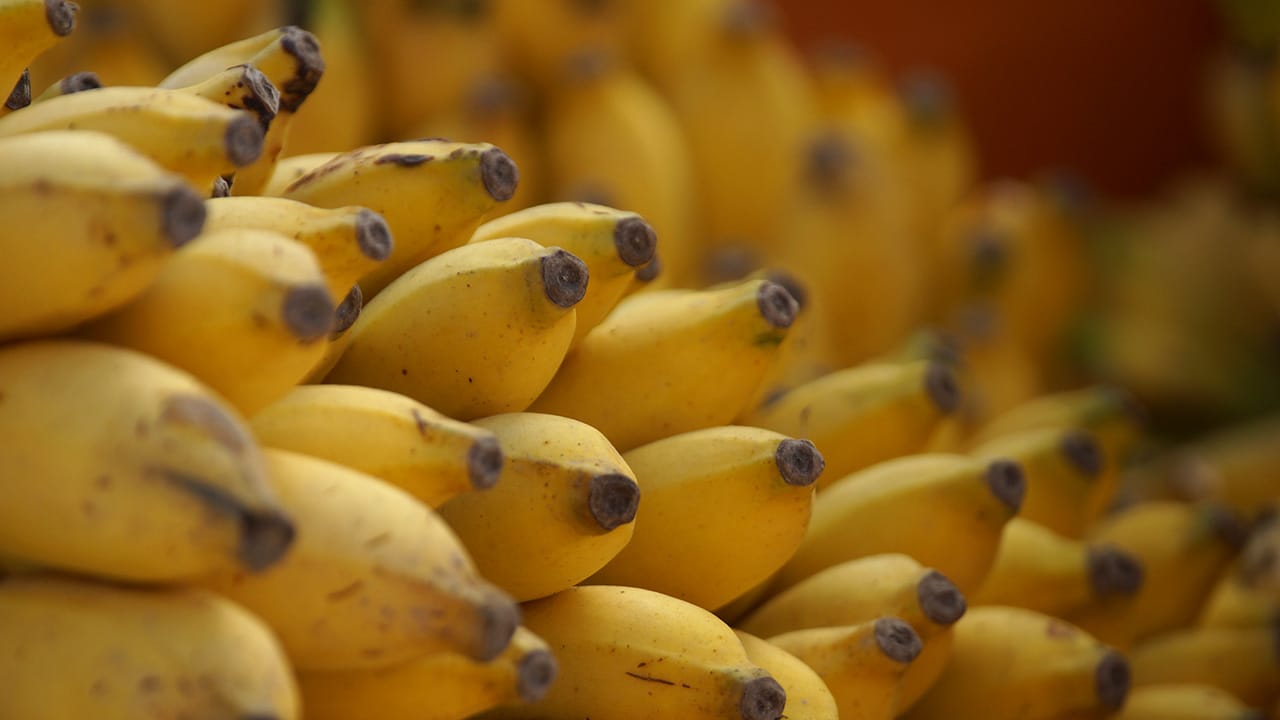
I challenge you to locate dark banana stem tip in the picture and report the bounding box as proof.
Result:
[46,0,77,37]
[224,114,266,167]
[466,436,503,491]
[239,66,280,130]
[281,284,336,343]
[355,209,394,261]
[613,216,658,268]
[775,438,824,487]
[917,570,967,625]
[517,650,559,703]
[739,675,787,720]
[1086,545,1145,598]
[277,26,324,111]
[480,147,519,202]
[634,253,662,283]
[924,362,961,415]
[5,69,30,111]
[1095,651,1131,711]
[587,473,640,531]
[757,281,799,329]
[330,284,362,339]
[160,185,207,248]
[984,459,1026,512]
[474,592,521,662]
[1060,430,1104,477]
[875,616,924,663]
[541,249,589,308]
[59,71,101,95]
[238,509,297,572]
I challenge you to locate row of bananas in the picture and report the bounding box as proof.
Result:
[0,0,1276,719]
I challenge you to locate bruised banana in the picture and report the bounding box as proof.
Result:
[197,448,520,672]
[0,129,205,341]
[0,340,293,581]
[325,237,587,420]
[477,585,787,720]
[250,384,504,508]
[734,630,839,720]
[529,276,799,451]
[439,412,640,602]
[0,0,77,93]
[0,574,298,720]
[1129,623,1280,708]
[82,228,335,416]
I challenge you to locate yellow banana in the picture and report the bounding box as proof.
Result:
[945,305,1046,429]
[82,228,335,416]
[529,276,799,451]
[325,237,586,420]
[0,0,77,95]
[1169,415,1280,520]
[1129,623,1280,708]
[283,0,378,155]
[437,412,639,602]
[199,448,520,671]
[0,574,298,720]
[261,149,337,195]
[32,69,100,101]
[1118,683,1265,720]
[250,384,504,508]
[585,426,823,610]
[470,201,658,346]
[1200,511,1280,628]
[902,605,1130,720]
[774,454,1025,595]
[175,63,279,136]
[478,584,787,720]
[740,359,961,486]
[279,139,519,295]
[768,616,923,720]
[0,340,293,581]
[734,630,839,720]
[298,625,557,720]
[0,129,205,341]
[1,67,28,116]
[203,195,393,297]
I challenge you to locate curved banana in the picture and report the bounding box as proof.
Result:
[768,616,923,720]
[529,276,799,451]
[470,201,658,345]
[283,0,378,156]
[1129,623,1280,708]
[1117,683,1265,720]
[0,129,205,341]
[438,412,639,602]
[478,584,787,720]
[204,195,393,297]
[32,69,101,102]
[298,625,557,720]
[198,448,520,672]
[1169,415,1280,520]
[741,359,961,486]
[325,237,586,420]
[0,574,298,720]
[0,340,292,581]
[585,426,823,609]
[250,384,503,508]
[0,0,77,95]
[279,139,519,295]
[734,630,838,720]
[773,454,1025,595]
[82,227,335,416]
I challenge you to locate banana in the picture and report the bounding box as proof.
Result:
[0,340,293,581]
[1118,683,1265,720]
[477,584,787,720]
[278,139,519,296]
[1199,512,1280,627]
[174,63,279,136]
[119,0,261,66]
[767,616,923,720]
[972,517,1145,617]
[734,630,839,720]
[901,606,1129,720]
[1169,415,1280,520]
[470,201,658,345]
[81,228,335,416]
[325,237,586,420]
[947,304,1047,430]
[1,67,29,115]
[585,426,823,610]
[773,454,1026,595]
[203,195,393,297]
[1129,623,1280,708]
[0,574,298,720]
[32,69,100,101]
[199,448,520,671]
[528,276,799,451]
[283,0,378,155]
[740,359,961,486]
[297,625,557,720]
[971,426,1108,538]
[250,384,504,508]
[0,0,77,95]
[261,149,338,195]
[160,25,308,93]
[437,412,639,602]
[0,129,205,341]
[494,0,626,90]
[302,282,362,383]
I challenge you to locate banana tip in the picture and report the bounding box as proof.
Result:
[613,216,658,268]
[355,210,394,261]
[224,113,265,167]
[875,617,923,663]
[917,570,967,625]
[160,185,207,247]
[474,592,521,662]
[240,65,280,129]
[517,649,559,703]
[5,70,30,112]
[738,675,786,720]
[467,436,504,491]
[211,175,231,198]
[330,284,362,338]
[541,249,589,308]
[587,473,640,531]
[59,71,101,95]
[238,509,296,572]
[757,281,799,329]
[46,0,77,37]
[281,284,336,343]
[924,362,961,415]
[984,459,1026,512]
[764,269,807,310]
[480,147,519,202]
[775,438,824,487]
[1095,651,1130,711]
[278,27,324,110]
[1060,431,1104,477]
[634,253,662,283]
[1086,545,1144,598]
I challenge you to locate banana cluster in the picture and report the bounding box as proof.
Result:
[0,1,1278,720]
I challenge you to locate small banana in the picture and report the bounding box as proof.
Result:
[1199,512,1280,628]
[198,448,520,672]
[250,384,503,508]
[1129,623,1280,708]
[32,69,101,102]
[734,630,839,720]
[0,573,299,720]
[1117,683,1266,720]
[0,0,77,95]
[438,412,640,602]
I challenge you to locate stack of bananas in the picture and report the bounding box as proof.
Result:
[0,0,1277,718]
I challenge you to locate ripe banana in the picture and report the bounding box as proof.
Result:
[1129,623,1280,708]
[529,276,799,451]
[478,584,787,720]
[1199,512,1280,628]
[901,605,1130,720]
[203,195,393,297]
[741,359,961,486]
[0,129,205,341]
[298,625,558,720]
[0,340,293,581]
[0,0,77,95]
[438,412,640,602]
[325,237,586,420]
[1169,415,1280,520]
[734,630,839,720]
[175,63,279,135]
[82,227,335,416]
[279,139,519,295]
[32,69,101,102]
[586,426,823,609]
[261,149,337,195]
[250,384,504,508]
[0,573,299,720]
[1117,683,1265,720]
[768,616,923,720]
[198,448,520,671]
[773,454,1026,595]
[470,201,658,345]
